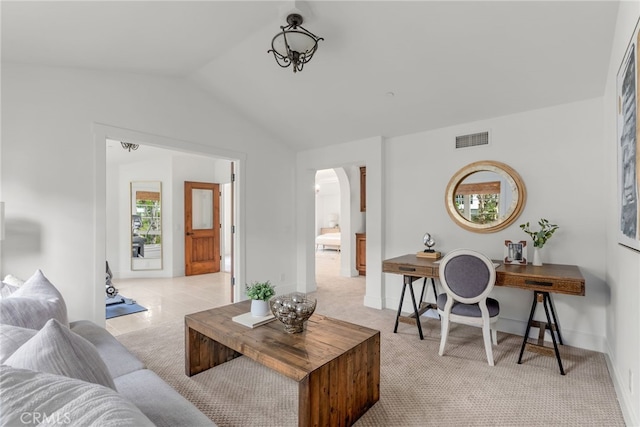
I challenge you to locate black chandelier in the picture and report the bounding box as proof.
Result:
[121,142,139,152]
[268,13,323,73]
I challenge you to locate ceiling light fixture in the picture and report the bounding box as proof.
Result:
[121,142,139,152]
[268,13,323,73]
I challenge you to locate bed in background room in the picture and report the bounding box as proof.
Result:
[315,227,341,251]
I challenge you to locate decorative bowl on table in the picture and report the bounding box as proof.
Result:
[269,293,317,334]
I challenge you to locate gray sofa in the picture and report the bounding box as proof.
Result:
[71,320,215,426]
[0,270,215,426]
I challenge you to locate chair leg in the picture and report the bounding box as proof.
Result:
[439,316,449,356]
[491,327,498,345]
[482,322,495,366]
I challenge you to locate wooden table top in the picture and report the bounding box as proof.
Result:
[185,300,380,382]
[383,253,585,296]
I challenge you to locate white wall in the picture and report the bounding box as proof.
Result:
[299,98,608,350]
[297,88,638,422]
[603,3,640,425]
[384,98,608,353]
[1,63,297,326]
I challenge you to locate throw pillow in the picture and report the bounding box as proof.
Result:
[0,281,19,298]
[0,269,68,329]
[0,366,154,426]
[0,324,37,363]
[2,273,25,287]
[5,318,116,390]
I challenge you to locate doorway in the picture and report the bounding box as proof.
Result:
[104,137,238,303]
[315,168,342,282]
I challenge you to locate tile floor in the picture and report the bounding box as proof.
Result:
[106,272,231,336]
[106,251,343,337]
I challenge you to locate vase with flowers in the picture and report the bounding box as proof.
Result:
[519,218,559,266]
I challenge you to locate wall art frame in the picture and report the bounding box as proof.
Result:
[503,240,527,265]
[617,17,640,252]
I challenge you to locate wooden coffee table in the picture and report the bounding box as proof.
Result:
[185,300,380,427]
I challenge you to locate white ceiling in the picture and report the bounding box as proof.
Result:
[2,1,619,152]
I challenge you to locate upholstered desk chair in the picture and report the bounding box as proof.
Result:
[437,249,499,366]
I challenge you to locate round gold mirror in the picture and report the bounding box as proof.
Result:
[445,160,526,233]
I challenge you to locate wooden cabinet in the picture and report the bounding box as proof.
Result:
[356,233,366,276]
[360,166,366,212]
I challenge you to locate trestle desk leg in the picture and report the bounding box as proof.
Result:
[518,291,566,375]
[393,281,408,334]
[543,293,565,375]
[546,293,564,345]
[407,280,424,340]
[518,292,538,364]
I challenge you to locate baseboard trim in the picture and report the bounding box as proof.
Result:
[341,267,358,277]
[364,294,383,309]
[382,297,633,423]
[604,339,639,427]
[385,296,605,352]
[497,317,605,353]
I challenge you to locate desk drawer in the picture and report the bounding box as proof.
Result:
[383,263,433,277]
[497,273,584,296]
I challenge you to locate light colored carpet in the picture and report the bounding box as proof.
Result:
[117,251,625,426]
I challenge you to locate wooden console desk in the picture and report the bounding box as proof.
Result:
[382,254,585,374]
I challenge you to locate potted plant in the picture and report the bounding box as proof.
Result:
[519,218,559,266]
[246,281,276,317]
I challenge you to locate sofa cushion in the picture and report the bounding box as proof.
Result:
[5,318,116,390]
[0,324,37,363]
[0,365,155,426]
[71,320,145,379]
[0,269,68,329]
[114,369,216,426]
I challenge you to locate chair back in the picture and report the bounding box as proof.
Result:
[439,249,496,304]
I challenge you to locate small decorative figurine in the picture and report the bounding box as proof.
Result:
[423,233,436,252]
[417,232,441,259]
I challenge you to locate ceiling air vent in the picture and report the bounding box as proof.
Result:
[455,131,489,149]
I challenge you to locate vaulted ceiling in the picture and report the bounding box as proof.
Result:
[1,1,619,151]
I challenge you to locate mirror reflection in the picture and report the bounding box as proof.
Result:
[445,161,525,233]
[454,171,512,225]
[131,181,162,270]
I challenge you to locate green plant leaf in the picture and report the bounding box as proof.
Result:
[520,218,559,248]
[245,280,276,301]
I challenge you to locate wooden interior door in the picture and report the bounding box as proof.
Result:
[185,181,220,276]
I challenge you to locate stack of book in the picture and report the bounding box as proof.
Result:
[232,312,275,328]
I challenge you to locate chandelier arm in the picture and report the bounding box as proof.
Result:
[121,142,139,152]
[269,51,293,68]
[295,24,323,43]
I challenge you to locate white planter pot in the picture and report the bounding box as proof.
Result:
[251,299,270,317]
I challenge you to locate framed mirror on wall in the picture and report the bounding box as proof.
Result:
[131,181,162,270]
[445,160,526,233]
